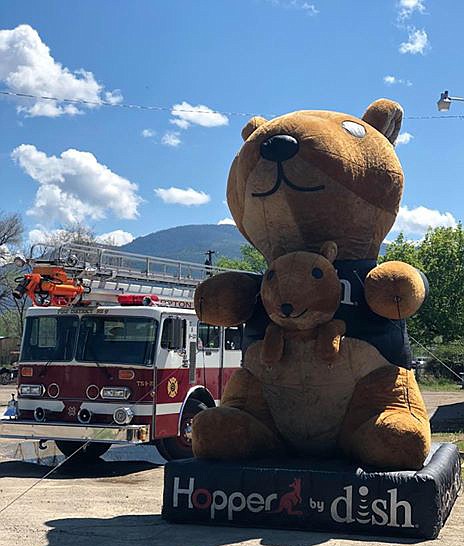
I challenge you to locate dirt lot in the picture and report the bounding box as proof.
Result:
[0,385,462,546]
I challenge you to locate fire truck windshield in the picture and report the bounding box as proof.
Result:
[21,315,79,362]
[75,316,158,366]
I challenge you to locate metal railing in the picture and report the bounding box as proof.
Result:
[29,242,240,287]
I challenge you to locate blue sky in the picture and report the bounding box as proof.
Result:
[0,0,463,246]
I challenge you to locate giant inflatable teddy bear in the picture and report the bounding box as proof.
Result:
[191,99,431,470]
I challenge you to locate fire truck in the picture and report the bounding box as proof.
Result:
[0,244,243,462]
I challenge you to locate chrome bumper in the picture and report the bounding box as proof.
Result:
[0,419,150,444]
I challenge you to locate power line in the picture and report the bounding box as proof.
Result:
[2,89,461,121]
[407,114,464,120]
[0,89,269,118]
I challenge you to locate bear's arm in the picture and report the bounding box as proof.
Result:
[194,271,261,326]
[364,261,428,320]
[261,323,285,363]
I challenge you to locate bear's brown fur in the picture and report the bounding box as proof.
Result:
[192,99,431,469]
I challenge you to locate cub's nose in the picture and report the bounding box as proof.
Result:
[260,135,299,162]
[280,303,294,317]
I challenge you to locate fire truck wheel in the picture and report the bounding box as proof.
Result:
[55,440,111,463]
[156,398,207,460]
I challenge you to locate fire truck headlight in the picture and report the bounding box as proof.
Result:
[113,407,134,425]
[20,384,44,397]
[34,407,46,422]
[101,387,131,400]
[78,408,92,424]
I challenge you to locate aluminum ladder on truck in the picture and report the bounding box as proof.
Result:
[27,242,232,308]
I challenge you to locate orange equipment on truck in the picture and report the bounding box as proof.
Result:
[13,266,88,307]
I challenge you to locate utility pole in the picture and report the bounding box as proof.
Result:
[204,250,216,276]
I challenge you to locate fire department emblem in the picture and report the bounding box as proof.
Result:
[167,377,179,398]
[67,406,77,417]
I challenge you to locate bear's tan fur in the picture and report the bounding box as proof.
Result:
[192,99,431,469]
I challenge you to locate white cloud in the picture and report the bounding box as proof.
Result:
[104,89,123,105]
[384,75,397,85]
[28,225,95,246]
[266,1,319,14]
[96,230,134,246]
[391,205,457,236]
[383,75,412,86]
[28,228,48,245]
[162,131,181,147]
[142,128,155,138]
[28,227,66,246]
[396,132,413,145]
[154,187,210,206]
[399,28,429,54]
[12,144,142,224]
[218,218,236,226]
[398,0,426,20]
[299,2,318,15]
[0,244,13,266]
[170,101,229,129]
[170,118,190,130]
[0,24,123,117]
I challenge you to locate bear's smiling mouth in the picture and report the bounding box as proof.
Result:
[278,308,308,319]
[252,162,325,197]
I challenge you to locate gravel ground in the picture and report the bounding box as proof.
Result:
[0,385,462,546]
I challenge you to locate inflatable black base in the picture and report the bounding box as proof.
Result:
[162,443,462,539]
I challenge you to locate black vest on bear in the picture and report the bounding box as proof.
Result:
[243,260,412,369]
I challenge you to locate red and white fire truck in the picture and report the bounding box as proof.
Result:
[0,244,242,462]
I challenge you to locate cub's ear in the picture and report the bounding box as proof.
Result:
[362,99,403,145]
[320,241,338,263]
[241,116,267,141]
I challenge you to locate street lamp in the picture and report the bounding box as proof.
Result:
[437,90,464,111]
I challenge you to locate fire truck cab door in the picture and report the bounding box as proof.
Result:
[196,322,222,395]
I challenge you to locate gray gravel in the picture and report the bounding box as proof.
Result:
[0,386,462,546]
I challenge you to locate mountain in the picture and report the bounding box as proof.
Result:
[121,223,390,264]
[121,224,247,264]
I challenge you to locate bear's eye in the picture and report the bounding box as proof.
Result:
[267,270,275,281]
[342,121,366,138]
[312,268,323,279]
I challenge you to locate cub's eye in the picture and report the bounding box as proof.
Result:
[342,121,366,138]
[312,268,323,279]
[267,270,275,281]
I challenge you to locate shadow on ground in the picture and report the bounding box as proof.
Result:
[430,402,464,432]
[0,459,159,479]
[45,514,425,546]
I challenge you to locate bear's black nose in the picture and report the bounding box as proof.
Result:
[260,135,299,162]
[280,303,294,317]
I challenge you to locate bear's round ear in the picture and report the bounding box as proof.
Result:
[320,241,338,263]
[362,99,403,145]
[241,116,267,141]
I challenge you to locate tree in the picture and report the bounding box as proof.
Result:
[0,211,25,339]
[0,212,23,252]
[383,225,464,346]
[379,233,421,267]
[31,222,96,248]
[423,340,464,381]
[216,244,267,273]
